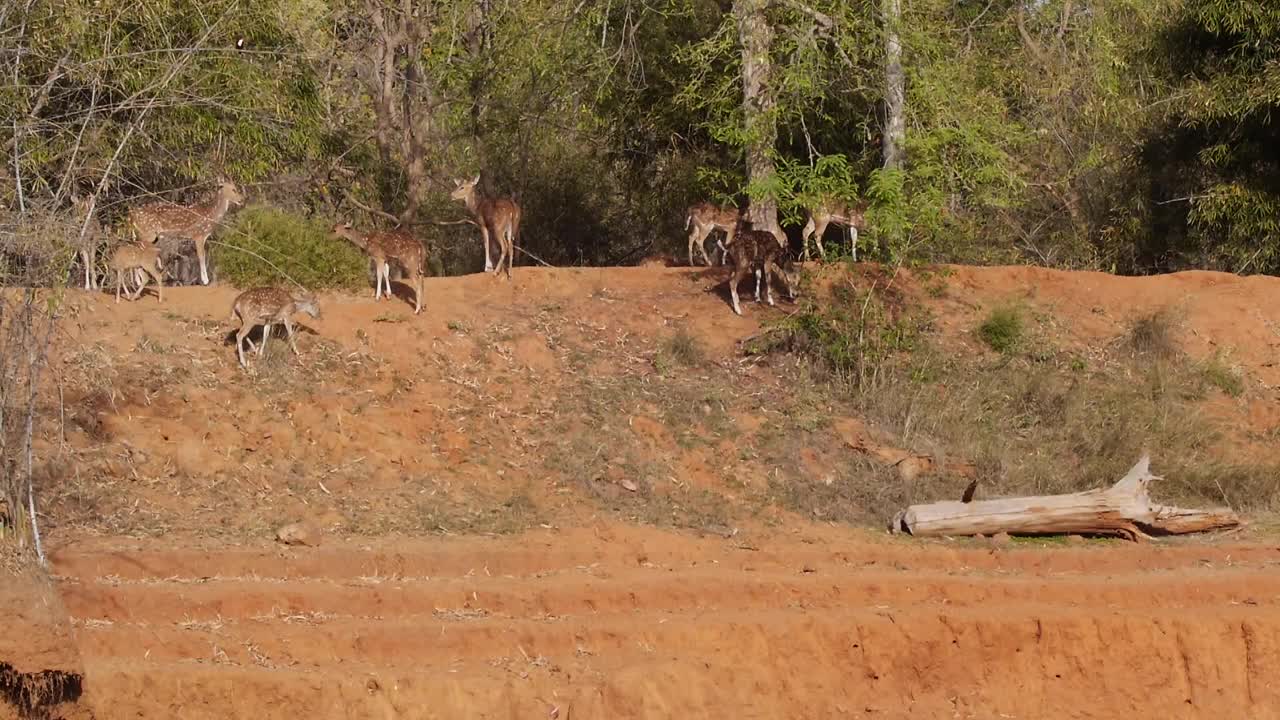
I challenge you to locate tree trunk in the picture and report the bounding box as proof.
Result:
[734,0,785,246]
[881,0,905,171]
[890,456,1241,541]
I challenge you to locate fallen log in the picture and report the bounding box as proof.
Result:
[890,455,1240,541]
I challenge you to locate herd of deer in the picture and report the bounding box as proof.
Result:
[66,174,863,369]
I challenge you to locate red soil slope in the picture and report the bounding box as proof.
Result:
[4,263,1280,719]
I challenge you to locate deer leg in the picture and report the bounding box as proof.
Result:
[764,264,776,306]
[152,266,164,303]
[502,229,513,280]
[414,271,423,314]
[236,326,251,368]
[850,226,859,263]
[493,230,510,281]
[259,324,271,356]
[195,237,211,285]
[699,229,714,267]
[115,270,123,304]
[768,258,788,298]
[754,267,763,302]
[285,317,301,356]
[801,216,817,262]
[129,271,147,301]
[730,264,747,316]
[480,225,494,273]
[813,219,828,261]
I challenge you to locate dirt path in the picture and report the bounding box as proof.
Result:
[46,527,1280,719]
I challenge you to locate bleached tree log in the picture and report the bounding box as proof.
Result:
[890,455,1240,541]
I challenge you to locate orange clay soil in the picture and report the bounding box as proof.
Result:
[6,263,1280,719]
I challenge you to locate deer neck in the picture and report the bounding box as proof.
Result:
[337,229,367,250]
[199,190,233,222]
[463,189,485,217]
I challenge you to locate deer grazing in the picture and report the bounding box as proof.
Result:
[127,178,244,285]
[450,174,521,279]
[685,202,742,267]
[801,197,866,262]
[230,287,321,369]
[71,194,104,290]
[108,245,164,304]
[723,216,799,316]
[332,222,426,314]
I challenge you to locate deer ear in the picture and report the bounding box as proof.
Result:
[471,173,480,185]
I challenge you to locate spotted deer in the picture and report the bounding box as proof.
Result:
[801,197,866,262]
[127,178,244,285]
[685,202,742,267]
[450,174,521,279]
[230,287,321,369]
[332,222,426,314]
[108,244,164,304]
[71,194,105,290]
[723,216,799,316]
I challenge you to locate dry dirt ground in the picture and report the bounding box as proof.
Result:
[5,263,1280,719]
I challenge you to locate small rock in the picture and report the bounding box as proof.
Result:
[620,478,638,492]
[990,531,1012,548]
[366,677,380,693]
[1065,534,1085,545]
[275,522,320,547]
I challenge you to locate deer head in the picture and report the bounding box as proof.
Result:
[296,293,322,320]
[332,221,365,248]
[450,174,481,203]
[217,178,245,207]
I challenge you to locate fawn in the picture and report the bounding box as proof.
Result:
[230,287,321,369]
[723,216,799,316]
[801,197,866,261]
[71,194,105,290]
[331,222,426,314]
[685,202,742,267]
[108,245,164,304]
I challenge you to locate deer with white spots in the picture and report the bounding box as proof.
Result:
[801,196,866,262]
[230,287,321,369]
[685,202,742,267]
[127,178,244,285]
[450,174,521,279]
[331,222,426,314]
[70,194,104,290]
[723,216,798,316]
[108,244,164,304]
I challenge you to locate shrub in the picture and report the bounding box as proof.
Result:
[212,207,370,290]
[978,305,1023,353]
[1127,308,1179,358]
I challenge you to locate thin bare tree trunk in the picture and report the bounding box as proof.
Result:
[882,0,905,171]
[734,0,785,246]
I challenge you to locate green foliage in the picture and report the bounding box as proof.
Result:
[1138,0,1280,274]
[2,0,1276,278]
[757,278,930,391]
[978,306,1025,354]
[1199,355,1244,397]
[213,207,368,290]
